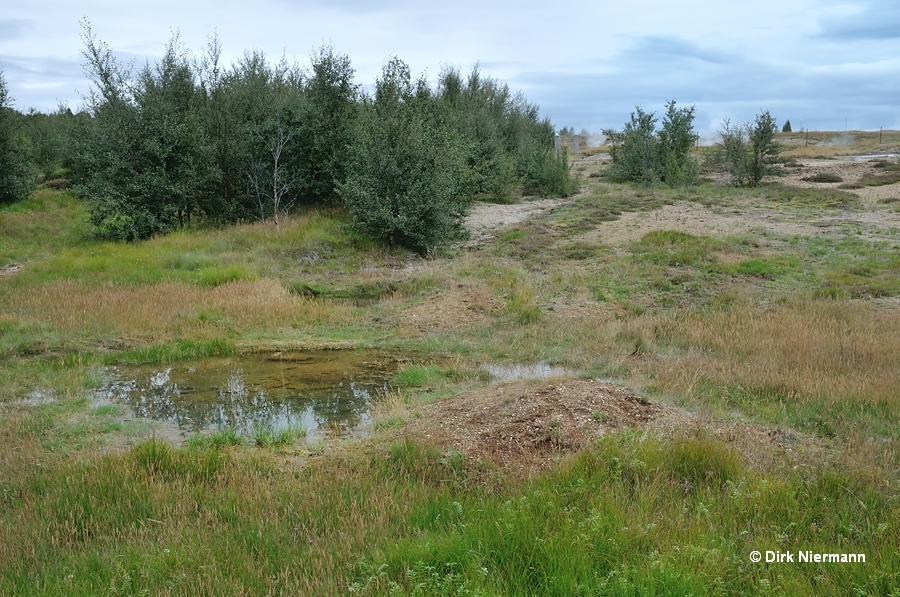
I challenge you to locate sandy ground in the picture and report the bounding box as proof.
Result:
[464,197,563,245]
[394,153,897,470]
[462,154,900,249]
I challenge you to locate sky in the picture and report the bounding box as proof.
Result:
[1,0,898,136]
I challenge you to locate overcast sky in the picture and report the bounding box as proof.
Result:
[1,0,898,135]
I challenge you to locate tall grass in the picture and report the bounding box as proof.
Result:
[652,299,900,405]
[0,433,895,595]
[1,278,356,353]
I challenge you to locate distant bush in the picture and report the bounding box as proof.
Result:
[782,119,792,133]
[605,100,699,186]
[436,66,574,201]
[717,111,781,187]
[802,172,843,183]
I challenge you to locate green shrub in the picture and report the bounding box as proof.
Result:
[801,172,843,183]
[0,69,36,203]
[716,111,781,187]
[340,59,468,254]
[605,101,699,187]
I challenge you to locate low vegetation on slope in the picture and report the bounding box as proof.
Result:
[1,135,899,594]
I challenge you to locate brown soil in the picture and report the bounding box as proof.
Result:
[401,286,500,334]
[404,378,681,471]
[579,202,823,247]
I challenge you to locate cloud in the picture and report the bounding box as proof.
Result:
[509,34,900,134]
[623,36,739,67]
[0,54,86,110]
[0,19,35,42]
[818,1,900,40]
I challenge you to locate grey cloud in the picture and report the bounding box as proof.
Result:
[818,1,900,40]
[0,19,35,42]
[0,54,87,110]
[624,35,739,66]
[1,54,83,80]
[512,49,899,134]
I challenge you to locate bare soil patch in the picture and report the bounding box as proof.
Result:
[579,202,822,247]
[782,156,900,205]
[405,378,679,471]
[402,287,499,334]
[464,197,562,245]
[0,264,21,277]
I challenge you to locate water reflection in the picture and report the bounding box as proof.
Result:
[95,351,395,440]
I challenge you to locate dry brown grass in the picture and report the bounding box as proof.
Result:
[7,279,356,344]
[651,299,900,404]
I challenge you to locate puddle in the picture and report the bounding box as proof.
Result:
[483,363,568,382]
[94,351,396,441]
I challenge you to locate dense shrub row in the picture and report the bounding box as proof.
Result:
[39,26,572,251]
[0,70,35,203]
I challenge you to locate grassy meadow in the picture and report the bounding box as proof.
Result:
[1,137,899,595]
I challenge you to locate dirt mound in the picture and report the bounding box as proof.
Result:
[402,288,499,334]
[407,378,670,470]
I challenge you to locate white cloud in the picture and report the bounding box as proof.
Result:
[0,0,896,131]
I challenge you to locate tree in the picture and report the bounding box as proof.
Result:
[782,119,792,133]
[21,105,77,179]
[294,45,358,203]
[717,110,781,187]
[0,68,35,203]
[73,26,218,240]
[339,58,468,254]
[434,65,573,203]
[748,110,780,186]
[658,100,700,186]
[605,101,699,186]
[247,123,299,226]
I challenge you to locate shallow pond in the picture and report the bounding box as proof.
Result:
[95,351,397,441]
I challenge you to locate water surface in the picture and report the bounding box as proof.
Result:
[95,351,396,441]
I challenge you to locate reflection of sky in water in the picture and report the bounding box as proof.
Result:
[94,353,393,440]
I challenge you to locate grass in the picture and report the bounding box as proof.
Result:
[1,153,898,595]
[0,433,894,595]
[250,422,307,449]
[0,189,91,267]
